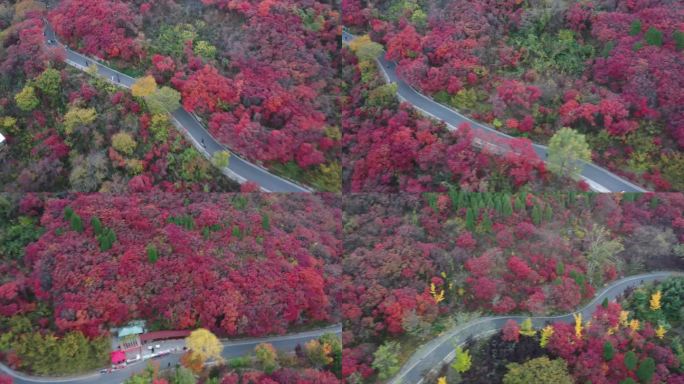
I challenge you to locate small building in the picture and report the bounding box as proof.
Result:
[112,320,146,362]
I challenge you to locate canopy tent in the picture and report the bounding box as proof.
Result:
[110,350,126,364]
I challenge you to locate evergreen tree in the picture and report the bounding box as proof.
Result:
[502,196,513,217]
[531,205,542,225]
[603,341,614,361]
[90,216,102,235]
[147,244,158,263]
[556,261,565,277]
[465,208,476,231]
[449,188,460,210]
[515,194,525,211]
[481,212,492,233]
[261,213,271,231]
[70,215,83,233]
[232,226,242,239]
[624,351,637,371]
[636,357,655,382]
[543,205,553,221]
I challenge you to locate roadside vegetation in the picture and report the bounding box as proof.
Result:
[341,192,684,382]
[345,0,684,190]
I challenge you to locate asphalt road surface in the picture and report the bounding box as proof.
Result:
[342,31,647,193]
[389,271,681,384]
[43,22,310,193]
[0,324,342,384]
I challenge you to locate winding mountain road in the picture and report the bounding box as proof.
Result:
[0,324,342,384]
[342,31,647,193]
[389,271,682,384]
[43,22,310,193]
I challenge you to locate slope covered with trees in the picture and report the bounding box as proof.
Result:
[348,0,684,191]
[341,192,684,382]
[431,277,684,384]
[45,0,342,191]
[0,1,240,192]
[341,45,584,192]
[0,193,342,375]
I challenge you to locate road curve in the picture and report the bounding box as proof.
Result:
[0,324,342,384]
[341,31,647,193]
[388,271,681,384]
[43,21,311,193]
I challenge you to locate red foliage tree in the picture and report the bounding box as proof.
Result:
[49,0,143,61]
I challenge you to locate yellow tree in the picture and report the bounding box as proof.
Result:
[573,313,583,339]
[650,291,662,311]
[451,346,472,373]
[430,283,445,303]
[540,325,554,348]
[255,343,279,374]
[629,319,640,333]
[619,311,630,327]
[655,325,666,339]
[348,35,384,61]
[519,318,536,337]
[132,75,158,98]
[437,377,447,384]
[185,328,223,365]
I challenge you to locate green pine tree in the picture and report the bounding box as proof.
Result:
[146,244,158,263]
[603,341,615,361]
[232,226,242,239]
[481,212,492,233]
[543,205,553,222]
[261,213,271,230]
[465,208,476,231]
[636,358,655,382]
[531,205,542,225]
[515,194,525,211]
[64,206,74,220]
[90,216,102,235]
[624,351,637,371]
[556,261,565,277]
[70,215,84,233]
[503,196,513,217]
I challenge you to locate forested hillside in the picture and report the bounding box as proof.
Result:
[344,0,684,191]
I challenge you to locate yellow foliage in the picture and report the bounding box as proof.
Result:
[655,325,666,339]
[430,283,445,303]
[131,75,158,98]
[185,328,223,364]
[437,377,447,384]
[574,313,582,339]
[619,311,630,327]
[63,107,97,135]
[540,325,554,348]
[348,34,384,61]
[629,319,640,333]
[519,318,536,337]
[650,291,662,311]
[348,34,371,52]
